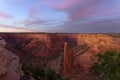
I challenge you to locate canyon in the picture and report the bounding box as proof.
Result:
[0,33,120,80]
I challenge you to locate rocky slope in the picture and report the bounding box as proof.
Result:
[0,37,23,80]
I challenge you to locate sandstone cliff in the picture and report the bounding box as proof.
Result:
[76,34,120,73]
[0,37,23,80]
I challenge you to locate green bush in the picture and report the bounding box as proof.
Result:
[22,66,33,76]
[45,68,57,80]
[32,67,45,80]
[93,51,120,80]
[22,66,67,80]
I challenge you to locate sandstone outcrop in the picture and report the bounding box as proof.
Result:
[0,37,23,80]
[64,42,73,75]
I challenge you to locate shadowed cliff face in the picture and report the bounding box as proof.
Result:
[1,33,77,68]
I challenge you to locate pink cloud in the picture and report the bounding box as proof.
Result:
[28,1,45,17]
[46,0,117,20]
[51,0,94,20]
[35,1,44,8]
[45,0,95,11]
[0,11,13,19]
[46,0,79,10]
[29,7,36,17]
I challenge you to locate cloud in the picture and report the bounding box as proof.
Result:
[42,0,120,33]
[46,0,119,20]
[0,26,33,32]
[29,7,36,17]
[54,18,120,33]
[2,0,120,33]
[0,11,13,20]
[21,18,46,26]
[16,1,46,27]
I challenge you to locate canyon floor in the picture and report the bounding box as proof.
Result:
[0,33,120,80]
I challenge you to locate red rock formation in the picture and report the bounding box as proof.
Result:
[64,42,74,75]
[69,50,73,70]
[64,42,68,75]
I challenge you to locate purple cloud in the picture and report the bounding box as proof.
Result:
[52,18,120,33]
[46,0,119,20]
[40,0,120,33]
[0,11,13,20]
[21,18,46,26]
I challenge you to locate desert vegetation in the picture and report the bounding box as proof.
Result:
[21,66,68,80]
[93,51,120,80]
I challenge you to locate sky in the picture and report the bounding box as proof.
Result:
[0,0,120,33]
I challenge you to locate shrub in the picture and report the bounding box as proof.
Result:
[22,66,67,80]
[32,67,45,80]
[93,51,120,80]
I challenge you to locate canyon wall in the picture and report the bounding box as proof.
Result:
[76,34,120,73]
[0,37,23,80]
[1,33,77,68]
[77,34,116,46]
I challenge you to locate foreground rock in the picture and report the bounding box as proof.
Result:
[0,37,23,80]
